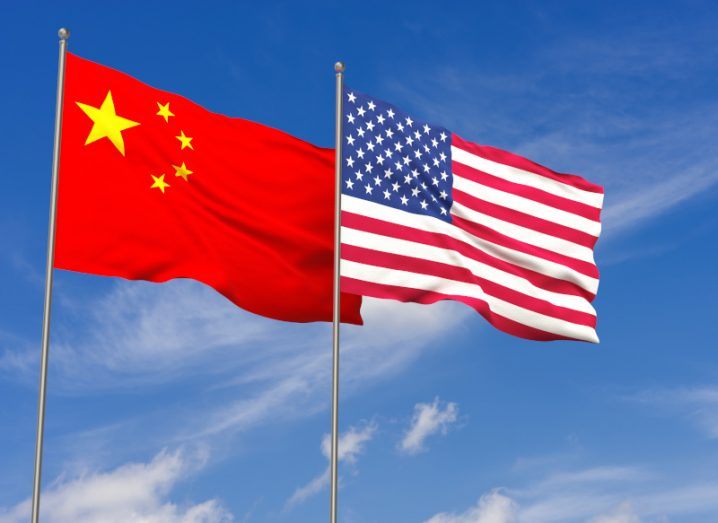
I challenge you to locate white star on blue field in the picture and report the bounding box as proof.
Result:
[1,2,718,522]
[341,87,454,220]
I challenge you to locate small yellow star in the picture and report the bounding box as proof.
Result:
[176,130,194,150]
[172,162,193,181]
[156,102,175,123]
[151,174,170,193]
[76,91,139,156]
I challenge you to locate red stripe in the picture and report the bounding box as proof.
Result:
[341,276,581,342]
[453,189,599,248]
[342,244,597,327]
[451,214,599,280]
[452,134,604,195]
[452,161,602,222]
[341,211,597,299]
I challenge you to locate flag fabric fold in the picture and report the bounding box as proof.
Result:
[55,53,363,325]
[339,88,603,342]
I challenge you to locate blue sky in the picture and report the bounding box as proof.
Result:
[1,1,718,522]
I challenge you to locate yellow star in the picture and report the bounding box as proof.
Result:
[176,130,194,150]
[76,91,139,156]
[156,102,175,123]
[150,174,170,193]
[172,162,193,181]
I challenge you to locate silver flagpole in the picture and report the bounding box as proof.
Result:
[330,60,345,523]
[31,27,70,523]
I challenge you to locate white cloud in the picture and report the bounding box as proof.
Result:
[195,308,467,444]
[589,501,642,523]
[7,277,470,396]
[400,397,459,455]
[285,469,330,510]
[389,24,718,251]
[0,450,232,523]
[424,490,517,523]
[492,102,718,243]
[532,467,651,491]
[0,340,35,376]
[0,278,472,486]
[599,158,718,237]
[286,421,377,508]
[1,275,470,423]
[320,422,378,464]
[515,467,639,523]
[630,385,718,438]
[424,463,718,523]
[639,482,718,516]
[48,280,293,390]
[147,286,470,442]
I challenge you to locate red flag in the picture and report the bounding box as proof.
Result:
[55,53,362,324]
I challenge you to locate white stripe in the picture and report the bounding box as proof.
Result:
[342,259,599,343]
[451,202,596,264]
[342,226,596,315]
[451,145,604,209]
[342,195,599,295]
[453,174,602,237]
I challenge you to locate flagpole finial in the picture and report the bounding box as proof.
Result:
[334,61,345,73]
[58,28,70,40]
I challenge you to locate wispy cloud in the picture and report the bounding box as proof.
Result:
[0,450,232,523]
[386,20,718,250]
[319,421,378,464]
[49,280,292,390]
[587,501,642,523]
[0,331,36,378]
[0,278,471,479]
[424,490,518,523]
[530,467,651,492]
[630,384,718,438]
[286,421,377,509]
[424,462,718,522]
[188,293,470,441]
[1,277,470,391]
[399,397,459,455]
[514,466,649,523]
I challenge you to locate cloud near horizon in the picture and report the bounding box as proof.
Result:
[424,490,518,523]
[423,463,718,523]
[0,450,232,523]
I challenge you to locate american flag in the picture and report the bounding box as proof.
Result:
[340,88,603,343]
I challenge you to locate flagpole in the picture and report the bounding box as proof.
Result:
[330,60,345,523]
[31,27,69,523]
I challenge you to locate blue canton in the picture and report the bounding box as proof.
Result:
[341,87,453,223]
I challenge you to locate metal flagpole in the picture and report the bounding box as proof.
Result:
[31,27,70,523]
[330,60,345,523]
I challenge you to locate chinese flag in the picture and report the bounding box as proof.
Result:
[55,53,363,324]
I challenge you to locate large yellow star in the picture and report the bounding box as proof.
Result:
[156,102,174,123]
[150,174,170,193]
[76,91,139,156]
[176,130,194,150]
[172,162,193,181]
